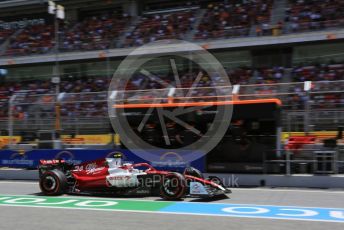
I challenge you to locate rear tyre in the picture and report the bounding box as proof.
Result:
[39,169,68,195]
[160,172,186,200]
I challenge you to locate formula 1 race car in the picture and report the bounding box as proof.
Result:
[38,154,231,200]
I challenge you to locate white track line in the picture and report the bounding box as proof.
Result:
[0,181,37,185]
[0,204,343,223]
[0,193,343,210]
[230,188,344,194]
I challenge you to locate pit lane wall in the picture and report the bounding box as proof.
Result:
[1,149,344,188]
[1,169,344,188]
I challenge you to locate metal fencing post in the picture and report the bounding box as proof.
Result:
[8,95,16,149]
[304,81,312,134]
[286,150,291,175]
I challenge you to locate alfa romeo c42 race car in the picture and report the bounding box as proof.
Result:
[38,154,231,200]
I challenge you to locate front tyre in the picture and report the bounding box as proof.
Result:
[160,173,186,200]
[39,169,68,195]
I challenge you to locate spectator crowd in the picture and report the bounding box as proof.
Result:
[288,62,344,109]
[124,10,195,47]
[285,0,344,32]
[0,0,344,55]
[195,0,274,40]
[2,12,130,56]
[3,61,343,120]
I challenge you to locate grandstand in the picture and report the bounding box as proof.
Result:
[0,0,343,175]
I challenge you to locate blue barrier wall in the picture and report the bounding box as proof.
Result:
[0,149,205,172]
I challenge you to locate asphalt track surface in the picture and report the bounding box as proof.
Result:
[0,181,343,230]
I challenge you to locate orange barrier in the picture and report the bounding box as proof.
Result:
[113,98,282,109]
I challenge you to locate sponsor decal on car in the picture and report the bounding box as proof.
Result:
[107,175,131,181]
[85,163,105,175]
[189,182,208,195]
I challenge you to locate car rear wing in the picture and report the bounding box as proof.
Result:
[39,159,66,165]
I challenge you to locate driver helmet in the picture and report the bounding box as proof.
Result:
[107,152,123,167]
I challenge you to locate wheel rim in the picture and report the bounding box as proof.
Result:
[43,175,57,191]
[163,178,180,196]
